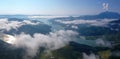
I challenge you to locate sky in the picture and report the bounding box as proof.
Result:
[0,0,120,15]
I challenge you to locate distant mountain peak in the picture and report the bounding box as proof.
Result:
[96,11,120,19]
[77,11,120,20]
[98,11,120,16]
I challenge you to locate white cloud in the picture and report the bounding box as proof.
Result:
[23,20,40,25]
[95,38,112,47]
[103,3,109,11]
[96,38,105,46]
[71,25,78,29]
[83,53,99,59]
[28,16,69,19]
[0,18,40,31]
[55,20,98,24]
[11,30,78,59]
[56,19,117,27]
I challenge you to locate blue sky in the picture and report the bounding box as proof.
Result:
[0,0,119,15]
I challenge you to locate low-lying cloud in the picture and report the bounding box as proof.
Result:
[95,38,112,48]
[28,16,69,19]
[0,18,40,31]
[12,30,78,59]
[55,19,116,27]
[83,53,99,59]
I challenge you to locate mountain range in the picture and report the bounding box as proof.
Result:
[77,11,120,20]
